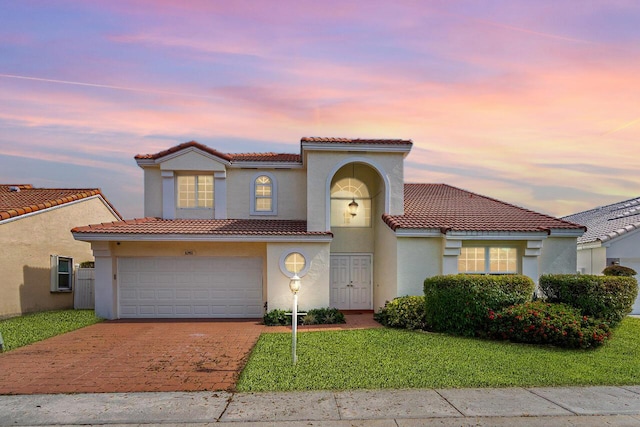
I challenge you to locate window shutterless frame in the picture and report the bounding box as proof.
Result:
[50,255,73,292]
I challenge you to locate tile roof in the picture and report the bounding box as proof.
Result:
[72,218,332,237]
[301,137,413,146]
[562,196,640,244]
[135,141,232,161]
[135,141,301,163]
[383,184,585,233]
[0,184,121,221]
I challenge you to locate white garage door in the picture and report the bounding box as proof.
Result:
[118,257,263,318]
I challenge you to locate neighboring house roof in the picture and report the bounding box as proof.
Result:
[562,196,640,244]
[0,184,122,221]
[72,218,332,239]
[383,184,585,234]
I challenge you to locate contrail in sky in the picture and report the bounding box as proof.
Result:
[0,73,220,100]
[602,117,640,136]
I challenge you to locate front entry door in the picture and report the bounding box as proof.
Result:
[330,254,372,310]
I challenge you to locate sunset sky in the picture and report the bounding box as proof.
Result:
[1,1,639,219]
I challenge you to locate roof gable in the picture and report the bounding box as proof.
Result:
[563,196,640,244]
[0,184,121,221]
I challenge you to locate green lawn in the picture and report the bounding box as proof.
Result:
[238,317,640,391]
[0,310,102,351]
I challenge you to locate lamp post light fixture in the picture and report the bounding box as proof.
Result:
[289,274,301,364]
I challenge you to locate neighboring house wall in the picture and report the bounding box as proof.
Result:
[0,197,118,317]
[576,246,607,274]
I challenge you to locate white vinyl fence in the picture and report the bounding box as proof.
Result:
[74,268,95,309]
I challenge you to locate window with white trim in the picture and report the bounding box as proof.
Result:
[177,175,213,208]
[458,247,517,274]
[330,177,371,227]
[255,175,273,212]
[250,172,278,215]
[279,250,310,277]
[50,255,73,292]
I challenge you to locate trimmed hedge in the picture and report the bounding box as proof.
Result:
[603,265,637,277]
[539,274,638,326]
[263,307,345,326]
[424,274,535,336]
[486,301,612,349]
[374,296,427,330]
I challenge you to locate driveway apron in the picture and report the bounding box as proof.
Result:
[0,320,264,395]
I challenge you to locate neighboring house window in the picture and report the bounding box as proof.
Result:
[279,250,310,277]
[177,175,213,208]
[250,173,278,215]
[50,255,73,292]
[330,177,371,227]
[458,247,517,274]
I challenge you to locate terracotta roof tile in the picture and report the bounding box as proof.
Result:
[72,218,331,237]
[0,184,122,221]
[563,196,640,244]
[135,141,300,163]
[301,137,412,146]
[383,184,585,233]
[135,141,232,161]
[229,152,301,162]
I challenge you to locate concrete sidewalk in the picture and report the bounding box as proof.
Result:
[2,386,640,426]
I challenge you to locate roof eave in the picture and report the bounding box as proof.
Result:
[230,161,303,169]
[301,142,412,156]
[72,232,333,243]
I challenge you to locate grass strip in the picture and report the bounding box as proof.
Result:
[0,310,102,351]
[238,317,640,391]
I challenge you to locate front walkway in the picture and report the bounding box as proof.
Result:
[0,313,380,395]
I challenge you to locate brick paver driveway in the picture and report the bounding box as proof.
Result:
[0,320,264,395]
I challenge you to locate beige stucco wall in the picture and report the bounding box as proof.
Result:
[0,197,119,318]
[143,168,163,218]
[397,237,442,297]
[305,151,405,232]
[226,168,307,220]
[266,242,331,311]
[373,219,398,311]
[539,237,578,275]
[160,151,226,172]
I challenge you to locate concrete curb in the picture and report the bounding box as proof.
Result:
[1,386,640,426]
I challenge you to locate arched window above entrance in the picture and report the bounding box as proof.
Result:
[330,177,371,227]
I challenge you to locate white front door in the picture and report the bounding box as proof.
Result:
[330,254,372,310]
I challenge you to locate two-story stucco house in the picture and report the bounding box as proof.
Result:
[0,184,121,318]
[73,138,585,320]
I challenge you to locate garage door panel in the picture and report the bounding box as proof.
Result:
[118,257,263,318]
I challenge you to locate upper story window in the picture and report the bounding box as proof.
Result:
[177,175,213,208]
[251,172,278,215]
[330,177,371,227]
[458,247,517,274]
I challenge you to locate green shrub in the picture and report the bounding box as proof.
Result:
[303,307,346,325]
[263,309,291,326]
[264,307,345,326]
[374,296,427,330]
[424,275,535,336]
[79,261,95,268]
[602,265,637,277]
[539,274,638,326]
[487,301,612,349]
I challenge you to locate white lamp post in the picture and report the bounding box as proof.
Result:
[289,274,301,364]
